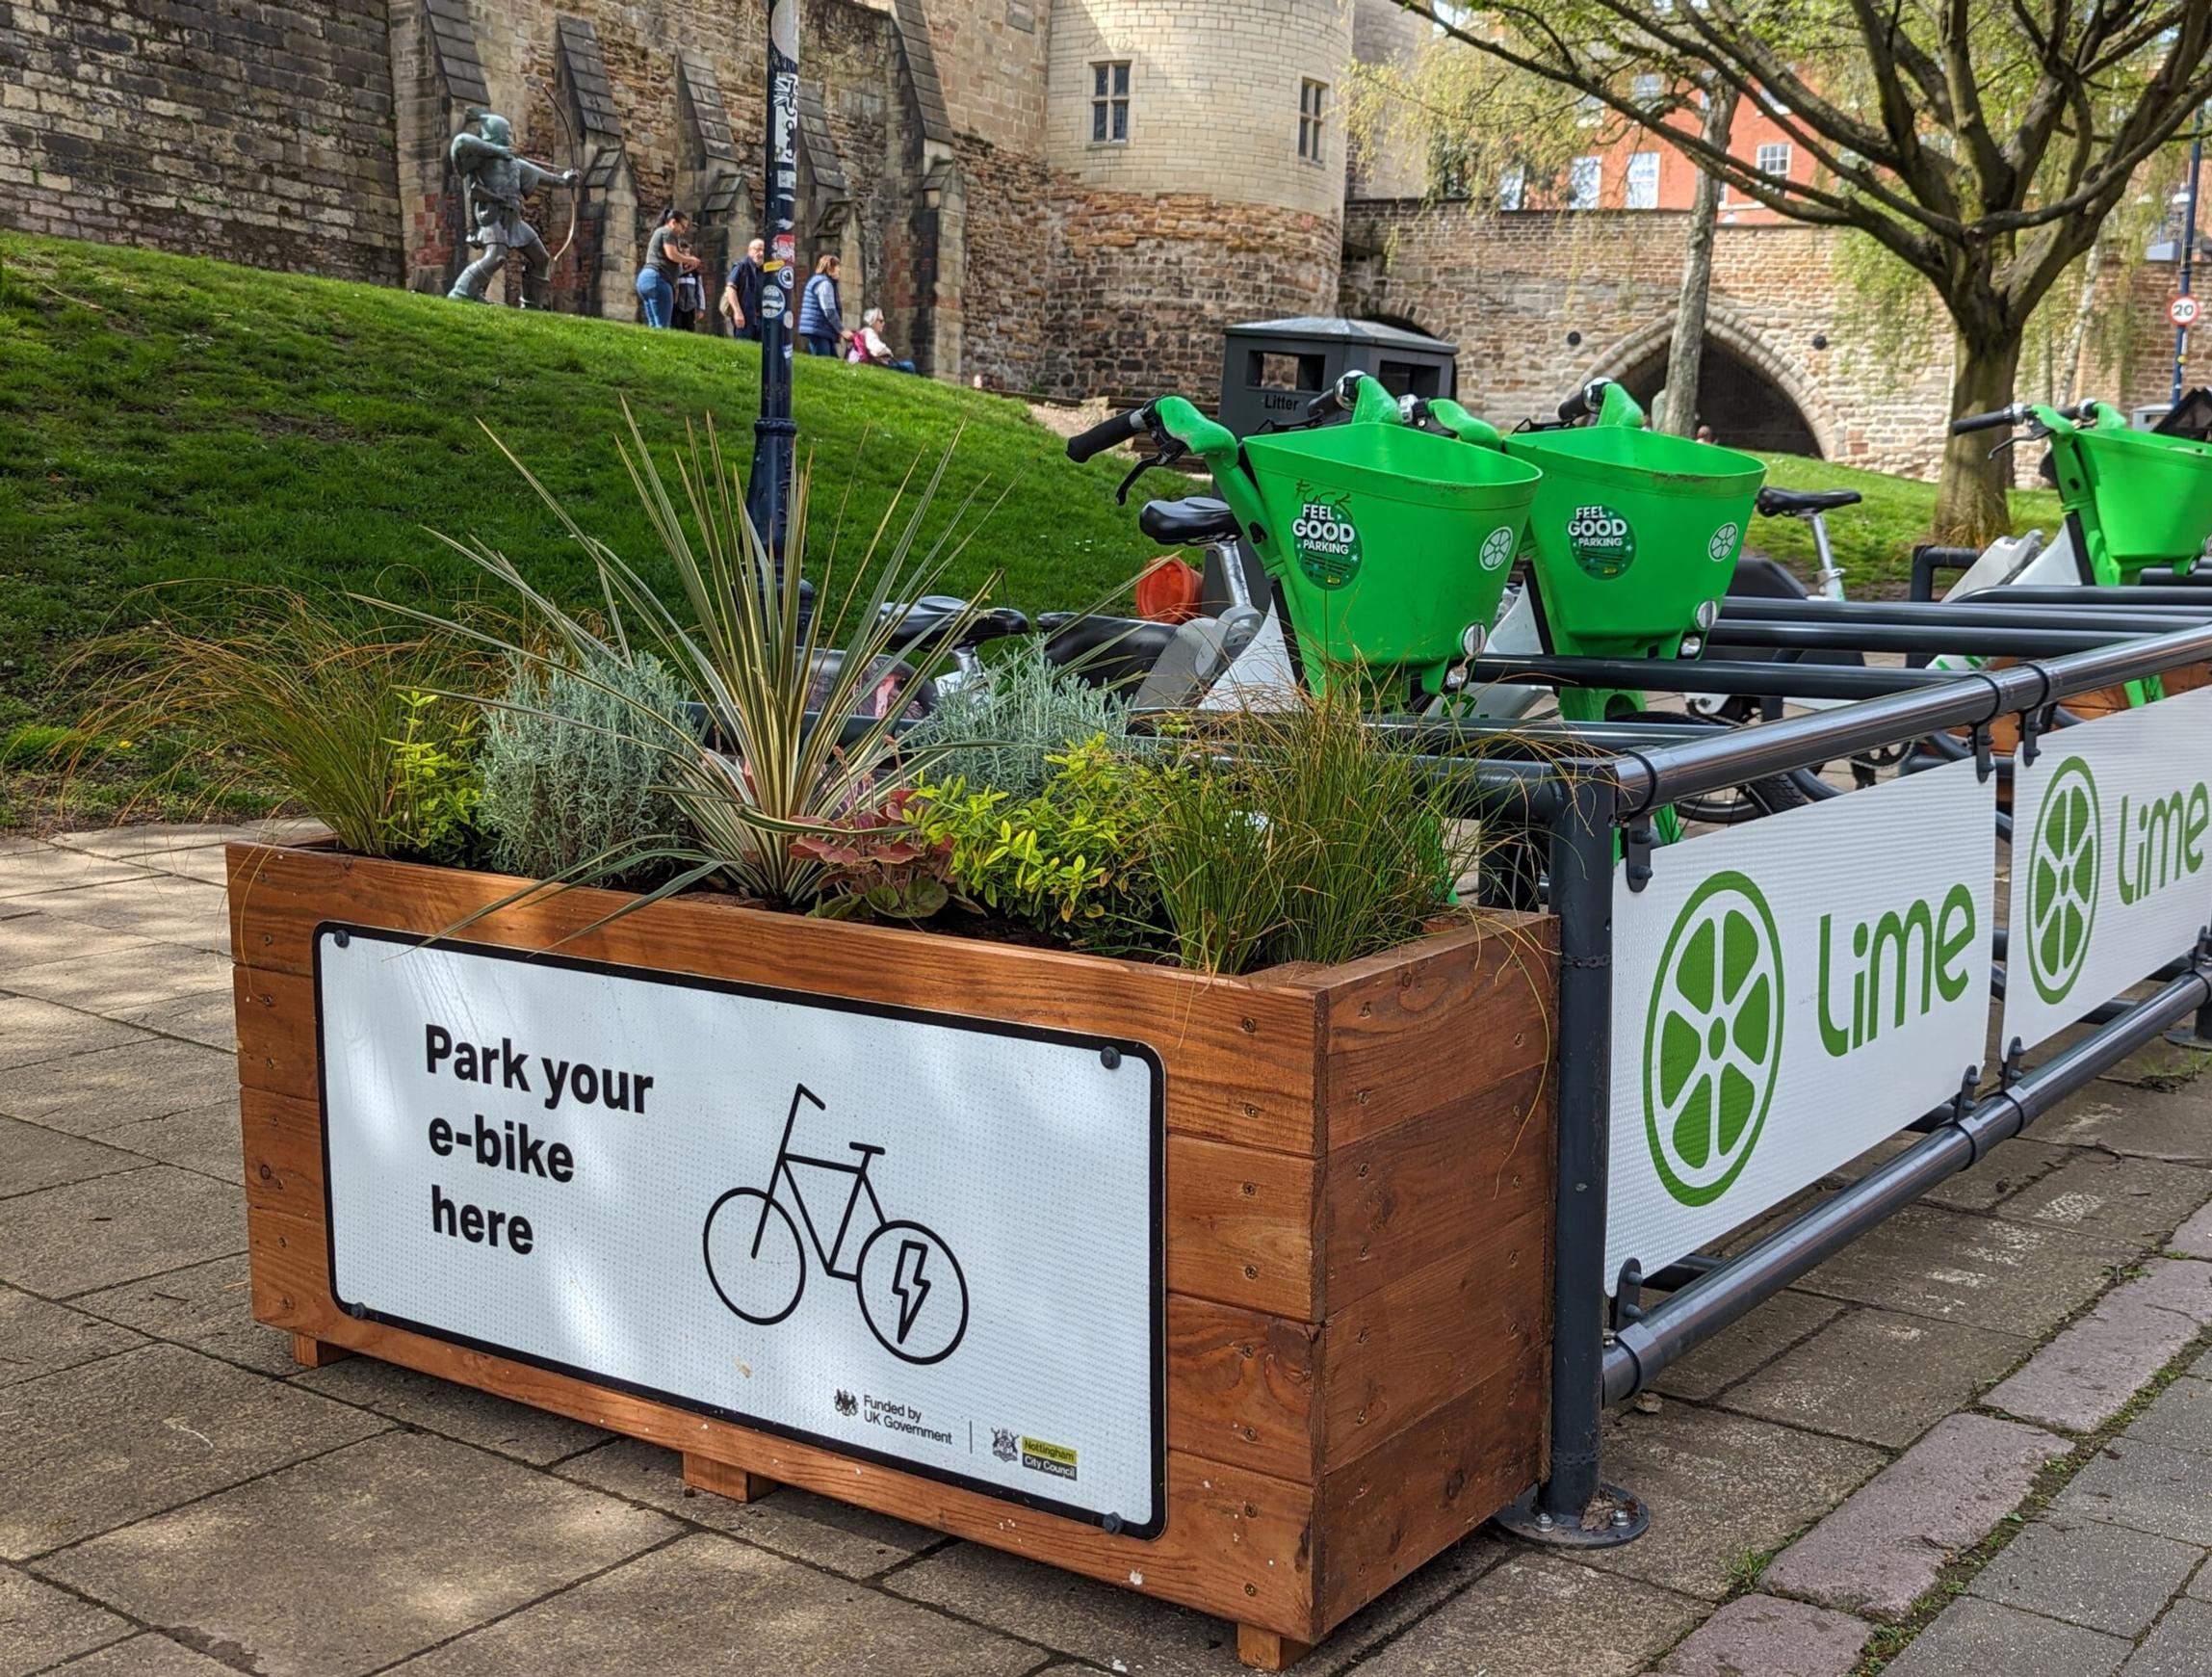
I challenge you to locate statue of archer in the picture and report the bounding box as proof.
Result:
[446,112,578,308]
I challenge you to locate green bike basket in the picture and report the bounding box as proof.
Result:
[1503,427,1765,653]
[1238,423,1542,670]
[2050,424,2212,576]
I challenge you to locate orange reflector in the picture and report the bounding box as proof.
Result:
[1134,556,1204,624]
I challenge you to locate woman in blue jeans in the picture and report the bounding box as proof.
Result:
[797,253,844,357]
[635,208,698,328]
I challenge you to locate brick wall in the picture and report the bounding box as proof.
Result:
[0,0,403,282]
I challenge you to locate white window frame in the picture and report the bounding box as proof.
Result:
[1091,61,1131,145]
[1757,141,1792,179]
[1497,163,1526,211]
[1298,78,1329,163]
[1626,150,1660,209]
[1568,154,1602,210]
[1632,72,1664,104]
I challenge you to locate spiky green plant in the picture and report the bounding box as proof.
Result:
[902,636,1129,801]
[377,406,1000,912]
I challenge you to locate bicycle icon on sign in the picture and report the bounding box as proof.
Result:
[703,1084,971,1365]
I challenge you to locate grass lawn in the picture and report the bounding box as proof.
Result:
[1750,451,2064,589]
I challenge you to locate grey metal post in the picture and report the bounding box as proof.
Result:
[1495,773,1649,1547]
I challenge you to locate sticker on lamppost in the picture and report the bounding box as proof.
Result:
[2002,687,2212,1055]
[316,929,1164,1534]
[1607,755,1996,1290]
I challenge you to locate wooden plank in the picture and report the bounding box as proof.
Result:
[683,1453,777,1503]
[227,845,1322,1155]
[1313,915,1556,1151]
[233,966,316,1100]
[1236,1626,1314,1671]
[1318,1203,1549,1463]
[1318,1064,1551,1311]
[243,1205,1319,1637]
[1166,1135,1317,1320]
[1166,1296,1317,1484]
[289,1333,351,1369]
[1314,1355,1547,1633]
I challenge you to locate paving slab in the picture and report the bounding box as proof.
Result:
[0,1343,385,1559]
[1652,1290,1847,1402]
[1883,1596,2129,1677]
[2043,1088,2212,1166]
[2172,1198,2212,1258]
[389,1532,1034,1677]
[93,1099,243,1182]
[0,941,232,1013]
[113,991,235,1053]
[555,1437,942,1579]
[0,1560,133,1674]
[0,1115,145,1199]
[1349,1553,1704,1677]
[37,1635,241,1675]
[0,852,153,900]
[295,1355,611,1466]
[1763,1413,2068,1618]
[0,1037,239,1135]
[1984,1260,2212,1433]
[1793,1203,2137,1335]
[2124,1376,2212,1455]
[1720,1308,2030,1448]
[128,847,238,887]
[72,1255,297,1377]
[50,825,252,859]
[0,1285,143,1387]
[891,1530,1499,1675]
[0,913,159,975]
[1578,1405,1885,1601]
[39,1430,678,1677]
[1651,1593,1869,1677]
[1965,1513,2201,1637]
[0,993,147,1071]
[9,878,232,953]
[0,1166,242,1297]
[1925,1137,2077,1212]
[1994,1154,2212,1247]
[2054,1437,2212,1545]
[2121,1599,2212,1675]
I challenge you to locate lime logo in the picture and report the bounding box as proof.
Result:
[2027,756,2099,1005]
[1645,871,1783,1208]
[1479,525,1516,571]
[1708,522,1741,563]
[1290,496,1362,589]
[1567,503,1636,579]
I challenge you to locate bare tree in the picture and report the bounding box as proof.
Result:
[1660,82,1739,438]
[1391,2,2212,542]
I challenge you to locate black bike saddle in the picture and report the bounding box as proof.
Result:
[1755,486,1862,517]
[1036,612,1178,691]
[1138,496,1240,546]
[878,595,1030,655]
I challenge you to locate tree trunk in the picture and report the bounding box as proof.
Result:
[1660,85,1738,439]
[1933,330,2023,546]
[2061,238,2106,406]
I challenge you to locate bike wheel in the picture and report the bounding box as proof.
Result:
[854,1218,971,1365]
[1641,709,1816,826]
[703,1188,807,1326]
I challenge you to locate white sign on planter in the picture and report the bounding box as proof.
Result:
[316,927,1164,1535]
[1607,756,1996,1291]
[2003,686,2212,1055]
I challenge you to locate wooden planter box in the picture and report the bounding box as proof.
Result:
[227,843,1555,1669]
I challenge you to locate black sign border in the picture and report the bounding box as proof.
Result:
[312,920,1169,1540]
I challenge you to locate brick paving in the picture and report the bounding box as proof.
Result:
[0,825,2208,1676]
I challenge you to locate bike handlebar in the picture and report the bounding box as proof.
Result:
[1066,404,1152,463]
[1556,383,1597,424]
[1949,405,2026,436]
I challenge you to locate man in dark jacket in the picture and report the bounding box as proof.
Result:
[719,237,767,341]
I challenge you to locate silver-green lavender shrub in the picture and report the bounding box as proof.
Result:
[479,652,695,881]
[905,637,1130,800]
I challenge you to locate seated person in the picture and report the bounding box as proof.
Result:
[852,307,918,375]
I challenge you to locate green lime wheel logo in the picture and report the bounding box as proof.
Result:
[1567,503,1636,579]
[1645,870,1784,1207]
[1708,522,1741,563]
[1290,495,1362,590]
[1479,525,1517,571]
[2026,756,2100,1005]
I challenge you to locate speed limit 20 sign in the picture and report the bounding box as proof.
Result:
[2172,294,2200,328]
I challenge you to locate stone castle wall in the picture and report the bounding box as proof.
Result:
[0,0,403,283]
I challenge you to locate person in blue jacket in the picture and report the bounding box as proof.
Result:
[797,253,844,357]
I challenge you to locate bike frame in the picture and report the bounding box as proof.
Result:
[749,1085,886,1278]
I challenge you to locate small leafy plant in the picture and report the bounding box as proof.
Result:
[385,689,481,863]
[791,787,956,923]
[903,636,1130,801]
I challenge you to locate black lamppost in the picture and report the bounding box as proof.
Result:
[748,0,799,564]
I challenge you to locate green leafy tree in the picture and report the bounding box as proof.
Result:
[1389,1,2212,541]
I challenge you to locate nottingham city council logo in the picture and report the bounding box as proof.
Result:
[1479,525,1518,572]
[1567,504,1636,578]
[1645,870,1784,1208]
[2026,755,2100,1006]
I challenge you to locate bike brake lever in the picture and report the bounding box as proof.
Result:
[1113,439,1186,505]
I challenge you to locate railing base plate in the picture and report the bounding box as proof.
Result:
[1491,1482,1650,1549]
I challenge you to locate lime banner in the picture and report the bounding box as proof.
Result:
[2002,686,2212,1056]
[1606,756,1996,1292]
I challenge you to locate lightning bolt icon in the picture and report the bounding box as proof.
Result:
[891,1240,930,1344]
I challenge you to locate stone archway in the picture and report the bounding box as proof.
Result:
[1580,304,1841,459]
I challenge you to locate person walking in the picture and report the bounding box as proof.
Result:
[719,236,766,340]
[797,253,844,357]
[635,208,699,329]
